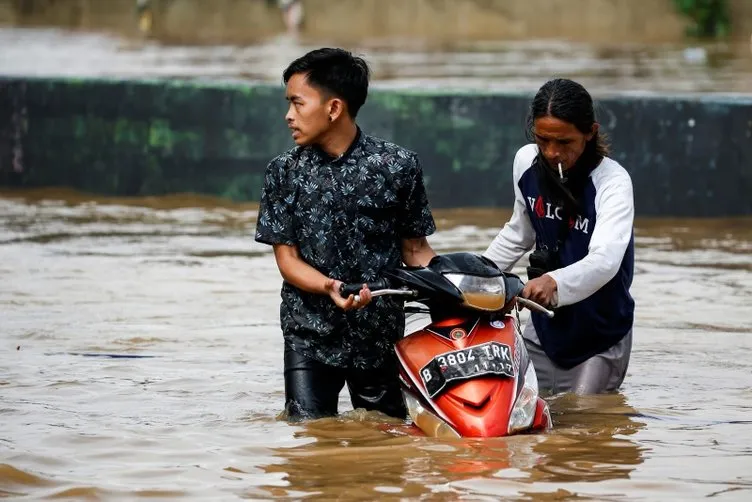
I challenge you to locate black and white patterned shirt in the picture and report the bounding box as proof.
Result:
[255,129,436,369]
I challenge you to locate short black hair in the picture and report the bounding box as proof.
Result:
[283,48,370,118]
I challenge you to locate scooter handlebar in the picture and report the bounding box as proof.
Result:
[339,279,390,297]
[516,297,555,318]
[339,275,553,318]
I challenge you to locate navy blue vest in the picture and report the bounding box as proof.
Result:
[519,165,635,369]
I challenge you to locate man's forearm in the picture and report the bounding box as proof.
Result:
[273,244,330,294]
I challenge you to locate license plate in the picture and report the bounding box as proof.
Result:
[419,342,514,398]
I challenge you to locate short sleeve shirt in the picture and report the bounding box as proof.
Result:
[255,129,436,369]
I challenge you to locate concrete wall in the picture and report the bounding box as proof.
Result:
[730,0,752,41]
[0,0,747,44]
[0,0,15,24]
[1,77,750,217]
[303,0,688,44]
[2,0,138,31]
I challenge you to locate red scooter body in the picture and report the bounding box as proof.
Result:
[395,313,550,438]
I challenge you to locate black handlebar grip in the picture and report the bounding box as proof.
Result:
[339,279,389,297]
[340,283,363,297]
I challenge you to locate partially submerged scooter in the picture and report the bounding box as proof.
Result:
[342,252,552,438]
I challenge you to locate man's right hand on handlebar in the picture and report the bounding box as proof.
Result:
[324,278,373,311]
[522,274,559,308]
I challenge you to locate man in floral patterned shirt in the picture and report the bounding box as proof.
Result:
[255,48,437,420]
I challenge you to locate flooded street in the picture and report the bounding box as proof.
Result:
[1,190,751,500]
[1,27,751,94]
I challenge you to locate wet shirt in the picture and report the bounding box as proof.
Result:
[255,129,436,369]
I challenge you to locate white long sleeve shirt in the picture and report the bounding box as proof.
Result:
[483,144,635,367]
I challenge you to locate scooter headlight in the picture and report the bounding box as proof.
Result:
[508,361,540,434]
[403,391,460,439]
[444,273,506,311]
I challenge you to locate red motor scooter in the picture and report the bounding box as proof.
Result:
[342,252,552,438]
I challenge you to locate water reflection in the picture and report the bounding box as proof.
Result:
[259,413,433,499]
[533,394,647,484]
[258,394,647,499]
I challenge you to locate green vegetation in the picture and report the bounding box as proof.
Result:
[672,0,731,38]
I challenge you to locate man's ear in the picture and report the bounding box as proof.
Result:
[328,98,346,122]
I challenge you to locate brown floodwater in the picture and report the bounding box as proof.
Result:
[1,189,751,500]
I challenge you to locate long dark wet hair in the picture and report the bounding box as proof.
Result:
[525,78,609,215]
[526,78,609,158]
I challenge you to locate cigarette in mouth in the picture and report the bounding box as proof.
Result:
[557,162,564,179]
